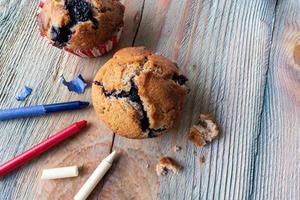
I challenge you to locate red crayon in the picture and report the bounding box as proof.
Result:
[0,120,87,177]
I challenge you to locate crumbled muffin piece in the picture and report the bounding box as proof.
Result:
[188,113,220,147]
[199,154,205,165]
[173,145,182,152]
[156,157,182,176]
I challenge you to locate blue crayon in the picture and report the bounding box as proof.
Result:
[0,101,89,121]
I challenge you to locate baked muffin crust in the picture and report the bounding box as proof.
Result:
[37,0,124,49]
[92,47,188,139]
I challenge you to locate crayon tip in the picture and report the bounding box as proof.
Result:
[76,120,87,129]
[104,151,117,164]
[78,101,89,108]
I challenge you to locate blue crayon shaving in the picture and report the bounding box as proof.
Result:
[16,86,32,101]
[61,74,88,94]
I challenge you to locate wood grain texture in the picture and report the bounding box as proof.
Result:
[111,0,278,199]
[253,0,300,199]
[1,0,298,199]
[0,0,143,199]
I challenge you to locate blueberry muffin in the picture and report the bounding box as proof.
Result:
[92,47,189,139]
[37,0,124,57]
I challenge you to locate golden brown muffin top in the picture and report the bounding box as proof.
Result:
[92,47,189,139]
[37,0,124,49]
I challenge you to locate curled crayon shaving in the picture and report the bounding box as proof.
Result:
[16,86,32,101]
[61,74,87,94]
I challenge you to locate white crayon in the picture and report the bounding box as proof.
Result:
[74,151,117,200]
[41,166,79,180]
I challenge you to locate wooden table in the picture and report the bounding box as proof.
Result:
[1,0,300,199]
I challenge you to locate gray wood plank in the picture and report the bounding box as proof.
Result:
[110,0,278,199]
[3,0,296,199]
[253,0,300,199]
[0,0,143,199]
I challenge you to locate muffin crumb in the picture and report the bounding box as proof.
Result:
[156,157,182,176]
[173,145,182,152]
[188,113,220,147]
[199,154,205,165]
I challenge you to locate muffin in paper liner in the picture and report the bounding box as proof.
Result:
[63,28,122,58]
[37,0,124,58]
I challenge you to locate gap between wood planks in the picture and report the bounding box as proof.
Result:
[108,0,146,154]
[248,0,279,199]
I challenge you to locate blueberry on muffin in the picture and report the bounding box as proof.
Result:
[37,0,124,57]
[92,47,189,139]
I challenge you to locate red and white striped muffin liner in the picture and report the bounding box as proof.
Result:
[63,28,122,58]
[38,1,123,58]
